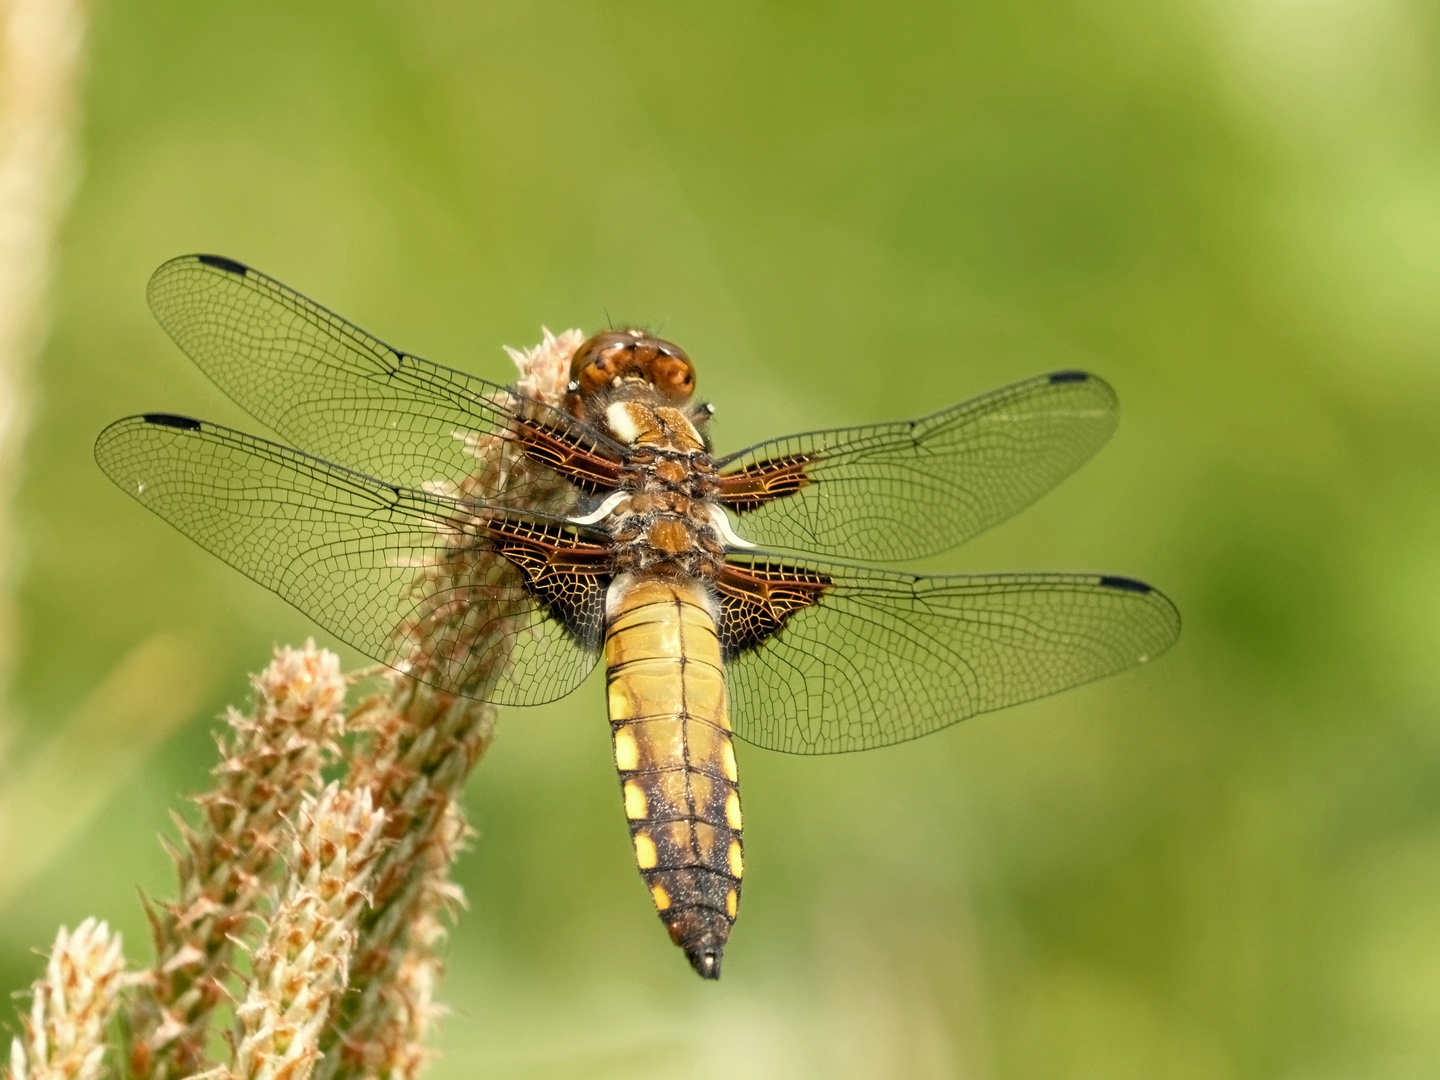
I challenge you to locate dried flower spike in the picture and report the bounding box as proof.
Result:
[227,784,386,1080]
[316,687,486,1080]
[6,919,128,1080]
[129,641,347,1080]
[315,331,581,1080]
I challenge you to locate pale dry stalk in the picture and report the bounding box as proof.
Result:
[6,919,128,1080]
[224,784,386,1080]
[315,330,584,1080]
[0,0,92,734]
[129,642,348,1080]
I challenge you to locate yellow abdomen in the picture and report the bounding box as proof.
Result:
[605,575,742,979]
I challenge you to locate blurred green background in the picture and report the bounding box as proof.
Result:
[4,1,1440,1077]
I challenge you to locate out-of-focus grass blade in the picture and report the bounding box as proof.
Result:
[0,633,212,910]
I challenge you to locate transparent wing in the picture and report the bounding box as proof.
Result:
[94,413,606,704]
[716,371,1118,562]
[146,254,619,499]
[722,554,1179,754]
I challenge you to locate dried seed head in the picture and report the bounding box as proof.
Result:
[228,785,385,1080]
[505,327,584,405]
[131,640,349,1080]
[7,919,129,1080]
[124,328,583,1080]
[313,331,582,1080]
[251,642,347,729]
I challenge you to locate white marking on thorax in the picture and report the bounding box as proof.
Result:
[568,491,628,526]
[605,401,641,444]
[707,504,755,549]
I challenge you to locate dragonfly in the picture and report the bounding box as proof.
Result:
[95,254,1180,980]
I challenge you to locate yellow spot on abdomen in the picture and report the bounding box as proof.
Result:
[607,680,635,720]
[614,727,639,771]
[652,884,671,911]
[725,789,743,830]
[721,740,738,782]
[634,832,658,869]
[726,889,738,918]
[624,781,648,819]
[727,839,743,878]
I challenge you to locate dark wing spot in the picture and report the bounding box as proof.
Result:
[196,254,249,276]
[1098,574,1151,593]
[142,413,202,430]
[1048,370,1090,384]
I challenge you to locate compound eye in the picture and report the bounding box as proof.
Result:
[648,354,695,400]
[571,333,636,393]
[578,345,631,393]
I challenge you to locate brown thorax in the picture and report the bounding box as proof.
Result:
[563,329,727,579]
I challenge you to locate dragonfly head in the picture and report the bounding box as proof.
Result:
[568,328,696,406]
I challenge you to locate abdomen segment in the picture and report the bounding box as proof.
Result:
[605,575,742,979]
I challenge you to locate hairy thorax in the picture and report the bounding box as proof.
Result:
[558,328,740,581]
[607,403,725,579]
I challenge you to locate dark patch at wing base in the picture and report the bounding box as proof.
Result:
[482,515,612,649]
[510,419,624,492]
[713,557,832,659]
[715,456,814,514]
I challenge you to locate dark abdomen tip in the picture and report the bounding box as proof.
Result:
[1048,370,1089,384]
[663,902,732,980]
[686,945,723,979]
